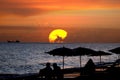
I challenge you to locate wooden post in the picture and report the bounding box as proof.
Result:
[63,56,64,69]
[80,56,81,67]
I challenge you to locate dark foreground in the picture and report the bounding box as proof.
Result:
[0,67,120,80]
[0,74,120,80]
[0,59,120,80]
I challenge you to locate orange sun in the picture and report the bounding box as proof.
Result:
[49,29,68,43]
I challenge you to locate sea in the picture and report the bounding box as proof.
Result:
[0,43,119,74]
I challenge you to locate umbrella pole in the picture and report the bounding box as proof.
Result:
[80,56,81,67]
[100,56,101,64]
[118,54,120,59]
[63,56,64,69]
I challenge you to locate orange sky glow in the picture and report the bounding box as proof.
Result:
[0,0,120,43]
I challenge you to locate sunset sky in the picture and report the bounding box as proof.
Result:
[0,0,120,43]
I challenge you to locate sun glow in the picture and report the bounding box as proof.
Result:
[49,29,67,43]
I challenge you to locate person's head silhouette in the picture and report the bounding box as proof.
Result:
[46,62,50,67]
[53,63,57,67]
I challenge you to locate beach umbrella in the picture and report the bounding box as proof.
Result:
[89,51,111,64]
[46,47,75,69]
[73,47,97,67]
[109,47,120,59]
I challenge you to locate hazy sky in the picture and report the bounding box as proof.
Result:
[0,0,120,43]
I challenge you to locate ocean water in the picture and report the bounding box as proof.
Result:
[0,43,119,74]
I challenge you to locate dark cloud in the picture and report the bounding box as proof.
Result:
[0,0,120,16]
[101,0,120,3]
[0,0,52,16]
[65,27,120,43]
[0,8,47,16]
[0,26,37,30]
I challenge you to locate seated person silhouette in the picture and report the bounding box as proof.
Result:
[39,62,52,79]
[81,59,95,76]
[52,63,63,79]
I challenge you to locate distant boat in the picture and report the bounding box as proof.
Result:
[7,40,20,43]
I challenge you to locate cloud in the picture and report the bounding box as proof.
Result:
[0,8,47,16]
[0,0,120,16]
[0,0,119,16]
[0,0,57,16]
[0,26,37,31]
[65,27,120,43]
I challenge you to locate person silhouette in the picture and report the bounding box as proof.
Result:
[85,59,95,75]
[52,63,63,79]
[82,59,95,75]
[39,62,52,79]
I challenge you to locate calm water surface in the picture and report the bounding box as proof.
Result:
[0,43,119,74]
